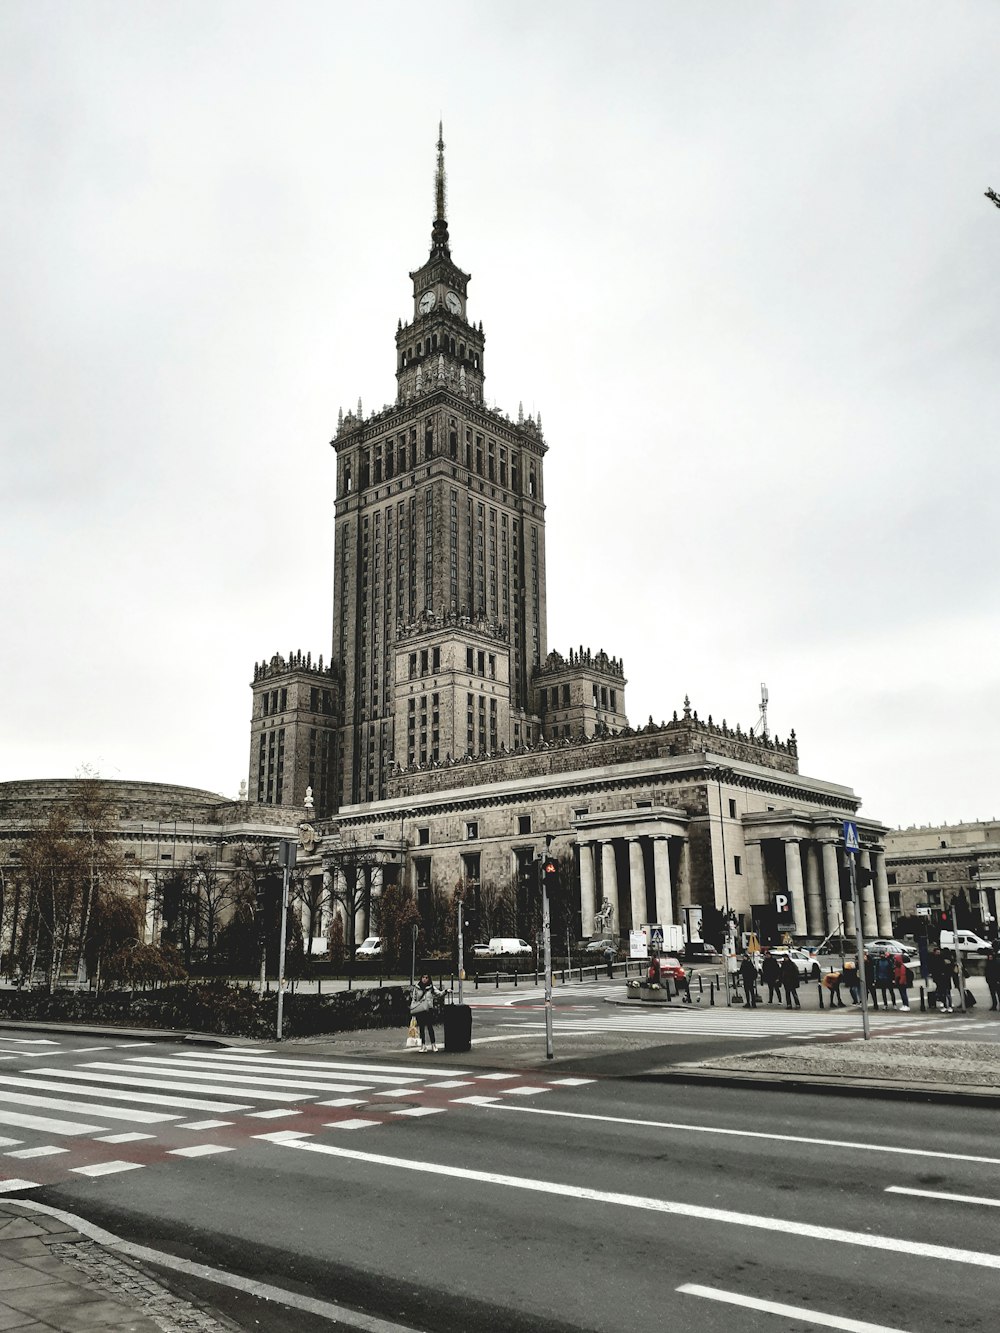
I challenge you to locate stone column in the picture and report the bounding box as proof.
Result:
[600,840,620,936]
[859,849,877,936]
[783,839,807,938]
[744,841,767,909]
[872,848,892,935]
[578,840,596,936]
[628,839,647,932]
[820,841,842,938]
[652,837,674,927]
[369,865,383,940]
[355,867,369,946]
[804,842,824,937]
[675,839,692,912]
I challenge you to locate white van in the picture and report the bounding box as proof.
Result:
[488,937,532,956]
[356,936,384,958]
[940,929,992,954]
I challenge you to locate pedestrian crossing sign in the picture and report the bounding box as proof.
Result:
[843,820,860,853]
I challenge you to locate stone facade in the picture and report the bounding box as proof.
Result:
[249,652,339,818]
[884,819,1000,927]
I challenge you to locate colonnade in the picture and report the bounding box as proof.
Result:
[769,837,891,938]
[577,834,679,937]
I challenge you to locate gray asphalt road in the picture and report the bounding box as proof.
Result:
[4,1031,998,1332]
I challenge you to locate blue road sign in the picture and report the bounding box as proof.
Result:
[843,821,860,853]
[648,924,664,951]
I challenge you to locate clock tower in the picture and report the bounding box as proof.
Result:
[331,127,548,806]
[397,126,485,407]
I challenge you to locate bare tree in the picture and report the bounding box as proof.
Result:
[323,834,397,955]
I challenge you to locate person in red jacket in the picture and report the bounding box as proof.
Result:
[892,954,911,1011]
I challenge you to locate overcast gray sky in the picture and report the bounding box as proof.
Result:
[2,1,998,830]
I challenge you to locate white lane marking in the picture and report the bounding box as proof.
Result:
[468,1103,1000,1167]
[464,1033,542,1044]
[886,1186,1000,1208]
[325,1119,381,1130]
[70,1066,309,1102]
[449,1096,501,1106]
[127,1056,375,1093]
[168,1145,233,1158]
[318,1098,367,1108]
[476,1072,519,1080]
[178,1119,233,1130]
[0,1037,58,1045]
[0,1179,39,1193]
[95,1133,155,1144]
[372,1087,427,1098]
[391,1108,444,1118]
[6,1146,68,1159]
[550,1078,596,1085]
[502,1086,550,1097]
[31,1069,251,1112]
[246,1109,301,1120]
[678,1283,907,1331]
[72,1161,144,1177]
[68,1046,112,1052]
[181,1052,464,1080]
[0,1071,241,1111]
[0,1087,176,1124]
[423,1080,474,1089]
[252,1130,312,1143]
[0,1137,22,1147]
[15,1197,428,1333]
[272,1140,1000,1271]
[114,1042,154,1047]
[0,1109,106,1136]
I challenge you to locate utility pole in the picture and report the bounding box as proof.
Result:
[275,839,296,1041]
[541,849,554,1060]
[952,901,967,1012]
[457,898,465,1004]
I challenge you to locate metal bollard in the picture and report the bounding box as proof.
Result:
[710,978,716,1006]
[817,983,824,1010]
[919,985,925,1012]
[514,971,518,987]
[495,971,499,990]
[698,975,703,995]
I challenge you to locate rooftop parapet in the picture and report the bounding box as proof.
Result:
[534,646,625,681]
[252,650,338,684]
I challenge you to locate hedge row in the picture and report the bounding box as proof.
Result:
[0,982,410,1038]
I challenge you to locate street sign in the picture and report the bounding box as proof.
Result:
[773,892,794,930]
[646,923,664,952]
[629,930,649,959]
[843,820,860,853]
[746,932,760,953]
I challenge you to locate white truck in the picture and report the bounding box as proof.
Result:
[940,929,992,954]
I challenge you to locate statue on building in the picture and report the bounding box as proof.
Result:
[298,823,319,853]
[304,786,315,812]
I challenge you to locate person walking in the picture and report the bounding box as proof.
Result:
[843,957,862,1005]
[780,955,801,1009]
[875,952,896,1008]
[929,947,955,1013]
[603,942,616,979]
[739,953,758,1008]
[892,954,911,1011]
[822,969,846,1008]
[408,973,444,1051]
[863,951,879,1010]
[761,950,782,1005]
[985,950,1000,1012]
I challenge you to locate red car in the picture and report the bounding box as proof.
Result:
[652,955,687,983]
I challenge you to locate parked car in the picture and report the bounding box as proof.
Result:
[471,943,493,958]
[866,938,916,960]
[488,937,533,956]
[654,954,688,984]
[767,947,821,980]
[585,938,616,953]
[355,936,384,958]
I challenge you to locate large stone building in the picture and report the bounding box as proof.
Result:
[884,819,1000,930]
[248,129,891,949]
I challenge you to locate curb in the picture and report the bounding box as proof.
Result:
[636,1067,1000,1107]
[0,1019,233,1046]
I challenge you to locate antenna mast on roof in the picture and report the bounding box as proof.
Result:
[750,682,769,740]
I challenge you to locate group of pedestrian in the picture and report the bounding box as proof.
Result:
[741,951,800,1009]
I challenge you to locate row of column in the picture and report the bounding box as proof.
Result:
[578,836,675,938]
[318,865,383,944]
[778,839,890,938]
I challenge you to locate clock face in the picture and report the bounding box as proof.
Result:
[418,290,436,314]
[445,291,462,314]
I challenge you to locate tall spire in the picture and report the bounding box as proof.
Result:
[431,121,450,257]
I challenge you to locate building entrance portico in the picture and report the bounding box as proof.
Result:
[574,807,688,938]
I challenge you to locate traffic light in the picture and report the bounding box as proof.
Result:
[856,864,874,890]
[542,857,560,896]
[519,857,541,896]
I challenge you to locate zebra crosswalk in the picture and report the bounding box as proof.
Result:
[0,1044,595,1193]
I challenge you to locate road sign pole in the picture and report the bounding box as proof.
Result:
[849,851,871,1041]
[542,880,554,1060]
[952,902,967,1012]
[275,838,297,1042]
[457,900,465,1005]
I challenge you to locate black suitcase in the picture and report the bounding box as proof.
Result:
[442,1001,473,1052]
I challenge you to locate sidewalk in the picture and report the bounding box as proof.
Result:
[0,1201,236,1332]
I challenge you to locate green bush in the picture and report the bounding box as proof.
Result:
[0,982,410,1038]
